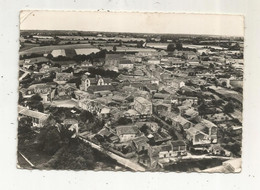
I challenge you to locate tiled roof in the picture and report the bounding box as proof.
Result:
[134,97,152,105]
[116,125,139,136]
[87,85,115,93]
[171,140,186,147]
[18,106,49,121]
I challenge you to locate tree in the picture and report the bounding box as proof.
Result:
[201,52,207,56]
[167,43,176,51]
[223,102,235,114]
[26,94,44,112]
[18,117,32,134]
[79,110,94,123]
[198,103,207,115]
[140,124,149,135]
[212,99,224,107]
[176,42,183,50]
[113,45,117,52]
[19,91,24,104]
[46,53,53,59]
[117,117,132,125]
[63,67,74,73]
[168,128,178,140]
[209,63,215,69]
[222,81,227,87]
[30,94,43,102]
[44,127,62,155]
[137,40,145,48]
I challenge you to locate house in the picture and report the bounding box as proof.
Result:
[39,65,61,74]
[194,119,218,143]
[109,107,122,119]
[123,109,140,120]
[132,136,150,153]
[179,86,198,95]
[187,60,200,68]
[18,106,49,128]
[96,127,113,140]
[78,99,109,116]
[129,82,145,90]
[135,122,160,132]
[133,97,153,117]
[186,127,211,145]
[105,54,124,67]
[153,102,171,115]
[183,108,200,121]
[189,78,207,86]
[80,60,93,68]
[56,83,77,100]
[80,74,112,91]
[222,158,242,172]
[153,93,171,100]
[112,95,127,104]
[133,69,144,76]
[22,59,35,69]
[183,51,198,60]
[157,144,173,159]
[87,85,115,95]
[74,90,92,101]
[171,96,198,106]
[148,129,172,145]
[170,140,187,157]
[144,83,159,94]
[63,119,79,138]
[147,59,160,65]
[28,84,55,103]
[230,79,243,88]
[118,59,134,70]
[171,115,193,130]
[196,72,215,78]
[203,158,241,173]
[151,140,187,159]
[178,104,192,115]
[54,72,73,84]
[170,59,186,68]
[138,152,157,168]
[204,113,232,124]
[115,125,139,142]
[209,144,231,156]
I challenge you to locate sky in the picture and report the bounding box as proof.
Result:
[20,11,244,37]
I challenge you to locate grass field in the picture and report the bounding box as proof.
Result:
[20,43,41,51]
[19,56,49,63]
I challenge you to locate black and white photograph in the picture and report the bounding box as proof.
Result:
[17,11,244,173]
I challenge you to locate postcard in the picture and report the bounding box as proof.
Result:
[18,11,243,173]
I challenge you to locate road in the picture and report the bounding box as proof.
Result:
[19,69,30,81]
[50,99,78,108]
[79,136,146,172]
[152,114,184,140]
[182,153,234,160]
[17,151,35,168]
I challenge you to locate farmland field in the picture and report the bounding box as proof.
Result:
[146,43,169,49]
[19,44,97,55]
[65,49,77,57]
[100,46,157,52]
[51,49,66,57]
[182,44,228,50]
[75,48,100,55]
